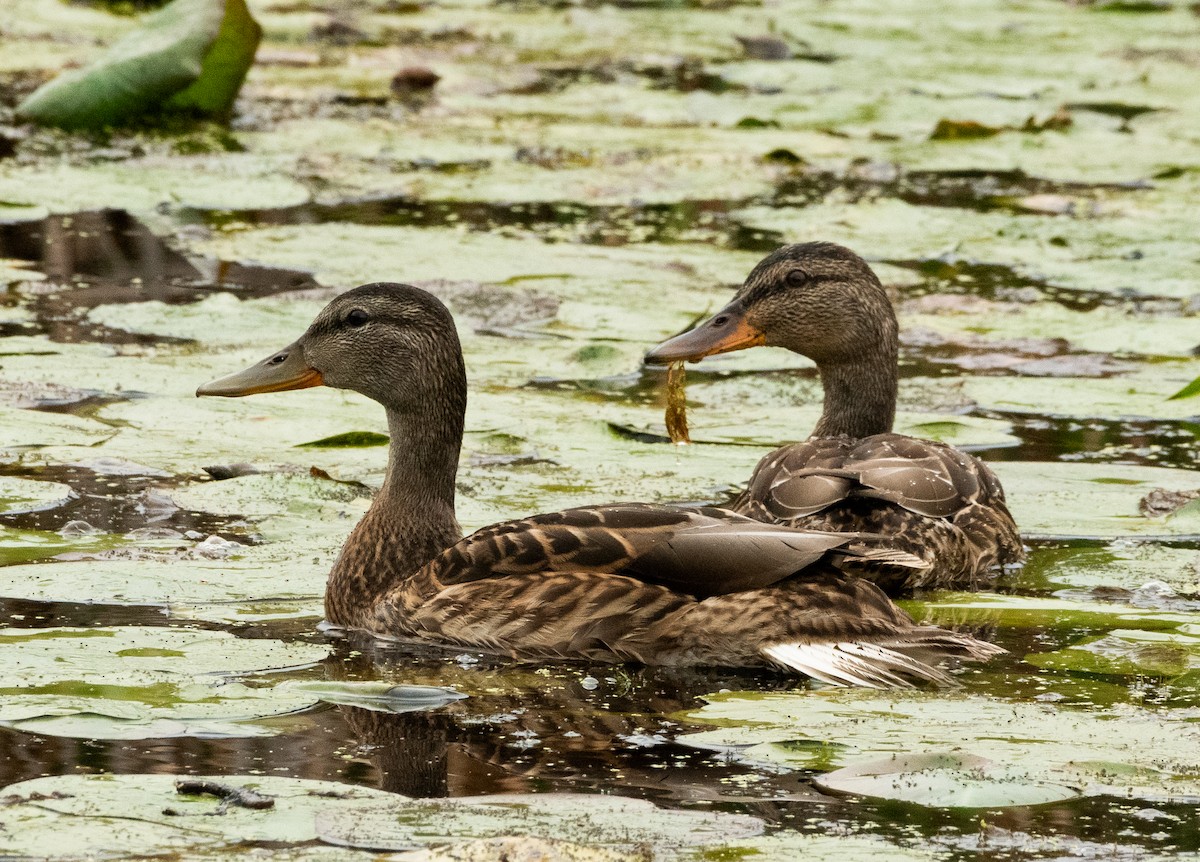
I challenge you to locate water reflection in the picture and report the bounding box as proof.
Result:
[0,209,318,344]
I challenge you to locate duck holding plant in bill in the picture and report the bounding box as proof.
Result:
[645,242,1024,593]
[197,282,1003,687]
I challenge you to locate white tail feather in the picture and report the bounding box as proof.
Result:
[762,641,955,688]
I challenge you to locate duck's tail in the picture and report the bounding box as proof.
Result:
[762,629,1004,689]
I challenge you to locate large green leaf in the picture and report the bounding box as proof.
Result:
[15,0,261,130]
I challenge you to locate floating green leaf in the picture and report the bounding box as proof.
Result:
[1169,374,1200,401]
[297,431,390,448]
[15,0,261,130]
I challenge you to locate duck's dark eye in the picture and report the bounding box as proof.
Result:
[785,269,808,288]
[345,309,369,328]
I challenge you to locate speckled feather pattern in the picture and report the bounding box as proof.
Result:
[731,433,1025,592]
[326,502,998,673]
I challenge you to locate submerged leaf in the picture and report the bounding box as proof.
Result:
[665,361,691,445]
[15,0,261,130]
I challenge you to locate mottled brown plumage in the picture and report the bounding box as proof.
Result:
[198,282,1005,687]
[645,242,1024,591]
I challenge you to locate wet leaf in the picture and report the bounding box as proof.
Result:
[994,462,1200,539]
[0,774,401,858]
[1027,629,1200,677]
[814,752,1077,808]
[930,119,1004,140]
[0,476,75,516]
[315,792,763,854]
[297,431,390,448]
[0,626,328,738]
[684,689,1200,804]
[1169,374,1200,400]
[15,0,262,130]
[0,774,762,860]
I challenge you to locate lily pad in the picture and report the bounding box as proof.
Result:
[297,431,390,448]
[0,774,763,860]
[814,752,1077,808]
[993,461,1200,539]
[315,792,763,855]
[0,626,328,738]
[0,774,402,859]
[684,688,1200,804]
[15,0,262,129]
[0,475,75,515]
[1026,628,1200,677]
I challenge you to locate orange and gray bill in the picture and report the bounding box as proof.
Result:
[196,340,324,397]
[644,303,765,365]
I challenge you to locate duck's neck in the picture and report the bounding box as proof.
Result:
[326,392,465,628]
[811,344,898,439]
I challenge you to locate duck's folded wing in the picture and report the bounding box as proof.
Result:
[430,503,900,598]
[746,433,1000,520]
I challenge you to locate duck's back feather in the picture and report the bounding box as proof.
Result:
[733,433,1024,591]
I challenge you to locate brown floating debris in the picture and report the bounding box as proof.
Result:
[391,66,441,98]
[735,34,792,60]
[930,119,1004,140]
[174,779,275,811]
[665,361,691,445]
[1139,487,1200,518]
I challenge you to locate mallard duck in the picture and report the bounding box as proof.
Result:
[197,282,1003,687]
[645,242,1024,592]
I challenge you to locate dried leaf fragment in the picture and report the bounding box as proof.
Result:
[665,362,691,445]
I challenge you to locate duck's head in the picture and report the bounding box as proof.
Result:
[644,242,897,367]
[197,283,465,413]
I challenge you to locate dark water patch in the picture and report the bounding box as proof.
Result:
[0,597,174,630]
[496,0,757,9]
[192,193,783,251]
[974,411,1200,469]
[187,167,1152,258]
[2,639,1198,857]
[509,57,779,97]
[775,165,1149,216]
[65,0,171,12]
[887,255,1192,313]
[0,379,122,414]
[0,461,256,542]
[0,210,319,345]
[0,645,812,803]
